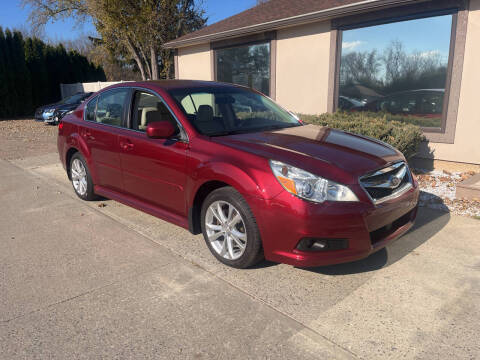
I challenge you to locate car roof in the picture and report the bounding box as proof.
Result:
[121,80,245,91]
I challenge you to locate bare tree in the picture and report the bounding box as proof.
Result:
[21,0,89,31]
[381,40,445,90]
[341,39,448,95]
[340,50,381,87]
[22,0,207,80]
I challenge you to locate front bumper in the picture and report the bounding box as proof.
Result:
[47,110,71,124]
[35,110,55,122]
[44,115,59,124]
[43,112,56,123]
[249,181,419,267]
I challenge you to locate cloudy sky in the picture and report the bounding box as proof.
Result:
[342,14,453,63]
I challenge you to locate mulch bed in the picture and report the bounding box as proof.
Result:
[0,119,58,160]
[413,169,480,217]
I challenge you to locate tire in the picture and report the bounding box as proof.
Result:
[201,187,264,268]
[70,153,97,201]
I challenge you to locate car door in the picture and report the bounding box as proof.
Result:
[81,88,130,193]
[118,89,188,217]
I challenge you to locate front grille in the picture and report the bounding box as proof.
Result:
[360,162,412,204]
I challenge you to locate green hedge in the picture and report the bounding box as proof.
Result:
[300,111,425,159]
[0,27,106,119]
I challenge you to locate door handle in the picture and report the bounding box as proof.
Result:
[81,130,95,140]
[120,140,134,151]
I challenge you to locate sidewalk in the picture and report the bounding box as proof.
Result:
[0,158,353,359]
[2,152,480,359]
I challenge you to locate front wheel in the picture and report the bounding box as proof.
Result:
[201,187,264,268]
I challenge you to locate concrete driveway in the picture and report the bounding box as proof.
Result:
[1,149,479,359]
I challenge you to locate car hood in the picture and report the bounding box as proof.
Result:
[212,124,404,184]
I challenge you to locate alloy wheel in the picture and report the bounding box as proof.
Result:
[71,158,88,196]
[205,201,247,260]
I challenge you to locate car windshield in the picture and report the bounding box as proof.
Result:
[169,86,301,136]
[61,93,90,105]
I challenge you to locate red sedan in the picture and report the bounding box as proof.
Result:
[57,80,419,268]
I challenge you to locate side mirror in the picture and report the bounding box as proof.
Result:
[146,121,176,139]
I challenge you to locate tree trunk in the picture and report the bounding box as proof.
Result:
[139,46,152,80]
[150,45,158,80]
[161,50,173,79]
[125,38,147,80]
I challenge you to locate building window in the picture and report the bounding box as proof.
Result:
[338,13,454,130]
[215,42,271,96]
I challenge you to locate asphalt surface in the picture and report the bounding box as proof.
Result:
[1,149,479,359]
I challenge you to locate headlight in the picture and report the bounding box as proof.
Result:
[269,160,359,203]
[45,109,55,113]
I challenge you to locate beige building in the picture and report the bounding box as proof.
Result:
[165,0,479,166]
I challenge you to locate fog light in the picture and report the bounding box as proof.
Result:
[296,238,348,252]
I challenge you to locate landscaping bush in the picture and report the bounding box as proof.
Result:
[300,111,425,159]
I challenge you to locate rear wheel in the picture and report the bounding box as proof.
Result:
[201,187,264,268]
[70,153,97,201]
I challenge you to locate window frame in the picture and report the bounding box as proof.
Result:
[83,87,131,129]
[125,87,189,142]
[212,31,277,99]
[83,95,98,123]
[330,0,469,143]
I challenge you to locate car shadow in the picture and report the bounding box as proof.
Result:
[249,260,278,269]
[297,193,451,275]
[92,195,109,202]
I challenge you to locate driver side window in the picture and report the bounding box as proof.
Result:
[132,91,179,135]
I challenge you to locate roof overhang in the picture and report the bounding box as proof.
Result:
[164,0,429,49]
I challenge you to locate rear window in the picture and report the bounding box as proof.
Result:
[95,89,129,127]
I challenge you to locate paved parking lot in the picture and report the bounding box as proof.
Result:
[1,120,479,359]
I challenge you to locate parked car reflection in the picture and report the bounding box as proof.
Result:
[361,89,444,116]
[338,96,366,111]
[350,89,444,127]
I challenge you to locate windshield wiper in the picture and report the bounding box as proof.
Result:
[261,124,301,131]
[209,123,302,137]
[209,129,254,137]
